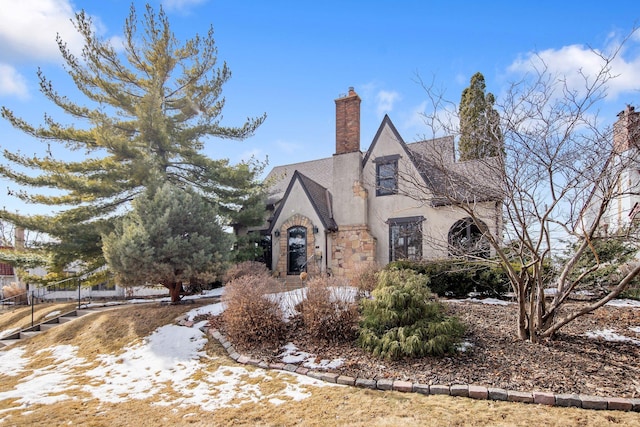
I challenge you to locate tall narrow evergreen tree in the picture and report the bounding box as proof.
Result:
[0,4,265,278]
[458,72,502,160]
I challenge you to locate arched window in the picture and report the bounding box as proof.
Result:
[448,218,490,259]
[287,226,307,274]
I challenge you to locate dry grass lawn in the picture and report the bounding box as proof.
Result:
[0,302,78,335]
[0,302,638,426]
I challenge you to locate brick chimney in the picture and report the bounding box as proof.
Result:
[335,87,361,155]
[614,105,640,153]
[14,227,24,250]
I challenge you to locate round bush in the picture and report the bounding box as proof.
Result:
[358,269,464,359]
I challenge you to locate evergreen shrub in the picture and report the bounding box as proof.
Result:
[358,269,465,359]
[387,259,509,298]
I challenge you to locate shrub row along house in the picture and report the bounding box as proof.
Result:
[248,88,503,280]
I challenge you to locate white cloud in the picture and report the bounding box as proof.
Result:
[375,90,400,118]
[0,64,29,98]
[403,100,428,130]
[507,34,640,101]
[0,0,85,63]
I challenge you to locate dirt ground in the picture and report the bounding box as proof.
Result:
[222,300,640,399]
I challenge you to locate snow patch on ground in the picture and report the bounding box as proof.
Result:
[457,341,474,352]
[185,301,226,321]
[278,342,344,370]
[605,299,640,308]
[446,298,512,306]
[0,346,28,376]
[44,310,61,319]
[0,345,89,408]
[267,288,306,321]
[0,304,336,412]
[0,327,18,339]
[585,329,640,346]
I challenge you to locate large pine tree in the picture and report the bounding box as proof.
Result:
[103,182,232,302]
[0,4,265,278]
[458,72,502,161]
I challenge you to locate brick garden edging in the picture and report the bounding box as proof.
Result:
[203,326,640,413]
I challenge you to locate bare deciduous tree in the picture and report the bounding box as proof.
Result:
[407,30,640,342]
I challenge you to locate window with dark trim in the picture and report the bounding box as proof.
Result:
[448,217,490,259]
[375,155,399,196]
[389,216,423,261]
[287,226,307,274]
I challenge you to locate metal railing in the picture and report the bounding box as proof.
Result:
[0,277,83,310]
[0,291,29,309]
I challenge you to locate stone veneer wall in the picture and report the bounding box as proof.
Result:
[275,214,316,276]
[330,225,376,280]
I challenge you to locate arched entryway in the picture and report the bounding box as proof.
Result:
[448,217,490,259]
[287,226,307,274]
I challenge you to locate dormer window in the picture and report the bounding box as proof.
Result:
[375,155,399,196]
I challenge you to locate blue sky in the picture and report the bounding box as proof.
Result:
[0,0,639,215]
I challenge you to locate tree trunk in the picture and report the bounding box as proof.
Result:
[165,281,182,304]
[516,286,529,340]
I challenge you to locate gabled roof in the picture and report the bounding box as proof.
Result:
[363,115,501,206]
[362,115,412,167]
[268,171,338,233]
[264,157,333,205]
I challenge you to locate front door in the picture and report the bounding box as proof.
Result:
[287,226,307,274]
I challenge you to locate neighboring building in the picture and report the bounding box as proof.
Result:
[0,250,17,289]
[608,105,640,230]
[254,87,502,280]
[0,227,21,296]
[0,228,167,302]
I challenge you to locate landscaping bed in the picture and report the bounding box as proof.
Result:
[211,300,640,399]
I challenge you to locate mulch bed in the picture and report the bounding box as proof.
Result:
[210,301,640,398]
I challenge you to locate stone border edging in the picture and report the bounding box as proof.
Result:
[202,326,640,413]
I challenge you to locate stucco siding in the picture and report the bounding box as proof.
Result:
[270,179,327,275]
[362,121,500,264]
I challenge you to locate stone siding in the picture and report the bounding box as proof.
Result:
[275,214,317,275]
[330,225,376,280]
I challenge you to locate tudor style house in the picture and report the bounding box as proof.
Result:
[259,87,502,279]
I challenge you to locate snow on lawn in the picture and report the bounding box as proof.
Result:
[44,310,62,319]
[0,347,29,376]
[0,327,18,339]
[0,301,336,413]
[0,345,90,408]
[185,301,226,322]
